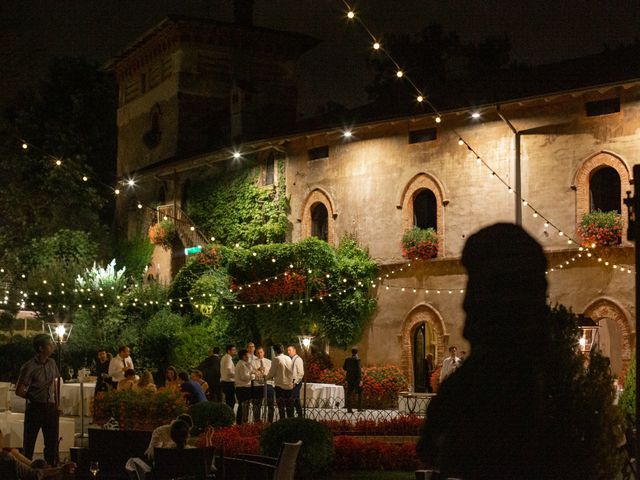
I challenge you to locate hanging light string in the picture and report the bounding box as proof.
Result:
[339,2,633,276]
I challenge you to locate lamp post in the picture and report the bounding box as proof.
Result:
[576,315,599,354]
[297,335,314,418]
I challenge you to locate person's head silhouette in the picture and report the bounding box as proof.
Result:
[461,223,548,350]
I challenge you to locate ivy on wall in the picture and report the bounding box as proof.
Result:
[186,157,289,247]
[169,236,378,348]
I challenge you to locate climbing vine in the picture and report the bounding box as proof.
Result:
[186,157,289,247]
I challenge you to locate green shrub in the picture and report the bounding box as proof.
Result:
[189,401,235,434]
[619,352,636,423]
[0,336,34,382]
[261,418,333,478]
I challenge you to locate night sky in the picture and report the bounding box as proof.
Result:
[1,0,638,116]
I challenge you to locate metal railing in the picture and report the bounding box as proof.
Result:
[156,203,208,247]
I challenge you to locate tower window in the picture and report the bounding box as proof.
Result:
[413,189,437,230]
[590,167,621,213]
[586,98,620,117]
[409,128,437,144]
[308,146,329,161]
[311,203,329,241]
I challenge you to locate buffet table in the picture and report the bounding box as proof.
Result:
[302,382,345,409]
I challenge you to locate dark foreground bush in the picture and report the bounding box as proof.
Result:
[189,401,234,434]
[261,417,333,478]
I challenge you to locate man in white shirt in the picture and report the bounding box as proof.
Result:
[108,345,134,388]
[287,345,305,417]
[220,344,237,411]
[246,342,257,363]
[144,414,193,459]
[266,344,293,419]
[234,349,254,424]
[439,345,461,384]
[251,346,274,422]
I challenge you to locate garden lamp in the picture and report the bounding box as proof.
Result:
[576,314,599,353]
[297,335,314,418]
[297,335,314,352]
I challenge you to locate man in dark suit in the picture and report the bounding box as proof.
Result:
[343,348,363,413]
[198,347,222,401]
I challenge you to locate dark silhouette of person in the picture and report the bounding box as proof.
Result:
[417,223,552,479]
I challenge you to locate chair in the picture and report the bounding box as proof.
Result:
[223,440,302,480]
[153,447,215,480]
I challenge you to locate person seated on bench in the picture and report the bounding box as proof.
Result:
[0,428,75,480]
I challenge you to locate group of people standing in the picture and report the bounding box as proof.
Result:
[219,342,305,424]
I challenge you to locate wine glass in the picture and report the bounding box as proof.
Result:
[90,461,99,478]
[68,367,74,380]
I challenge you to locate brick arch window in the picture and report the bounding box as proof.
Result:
[398,173,448,253]
[413,189,437,230]
[590,167,620,213]
[572,151,631,240]
[311,202,328,241]
[299,188,336,245]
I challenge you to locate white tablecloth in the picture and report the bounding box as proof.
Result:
[302,383,345,409]
[0,411,75,452]
[0,382,10,410]
[60,382,96,416]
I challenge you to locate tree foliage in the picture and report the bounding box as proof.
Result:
[0,57,116,271]
[168,236,378,348]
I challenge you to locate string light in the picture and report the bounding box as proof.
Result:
[373,41,380,50]
[396,70,404,78]
[22,143,28,150]
[347,10,355,19]
[416,95,424,103]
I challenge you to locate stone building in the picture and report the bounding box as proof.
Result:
[108,12,638,391]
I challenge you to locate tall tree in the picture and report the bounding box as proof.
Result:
[0,57,117,272]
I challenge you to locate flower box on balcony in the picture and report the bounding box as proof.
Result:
[577,210,623,248]
[401,227,439,260]
[148,219,178,248]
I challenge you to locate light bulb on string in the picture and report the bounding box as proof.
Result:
[435,116,441,124]
[458,138,464,146]
[373,41,380,50]
[114,189,120,195]
[82,176,88,182]
[347,10,355,19]
[416,95,424,103]
[396,70,404,78]
[55,159,62,166]
[343,130,352,138]
[22,143,28,150]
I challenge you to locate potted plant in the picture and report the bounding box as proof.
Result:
[401,227,439,260]
[148,220,178,248]
[577,210,623,248]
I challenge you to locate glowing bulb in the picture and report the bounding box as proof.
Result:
[82,176,88,181]
[114,189,120,195]
[137,203,142,209]
[55,325,66,339]
[190,226,195,231]
[416,95,424,103]
[347,10,355,19]
[458,138,464,146]
[22,143,28,150]
[396,70,403,78]
[435,116,441,124]
[233,152,241,159]
[533,212,538,218]
[343,130,352,138]
[544,222,549,228]
[302,337,311,348]
[127,179,135,187]
[55,159,62,166]
[471,112,480,119]
[373,42,380,50]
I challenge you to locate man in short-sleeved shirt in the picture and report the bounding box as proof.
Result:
[15,334,60,466]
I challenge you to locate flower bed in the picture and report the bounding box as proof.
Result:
[93,389,187,431]
[196,423,262,456]
[317,365,409,409]
[333,436,419,471]
[321,415,422,436]
[577,210,623,248]
[401,227,439,260]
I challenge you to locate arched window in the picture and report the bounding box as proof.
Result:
[311,203,328,241]
[590,167,621,213]
[413,189,437,230]
[265,153,275,186]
